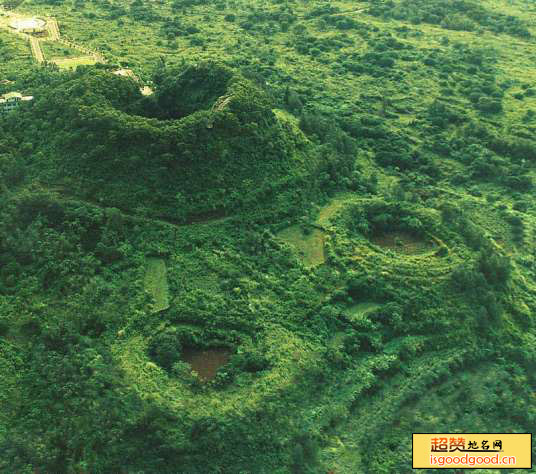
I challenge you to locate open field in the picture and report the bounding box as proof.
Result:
[51,55,98,68]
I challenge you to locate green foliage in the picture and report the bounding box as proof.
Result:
[1,0,536,472]
[154,62,234,118]
[369,0,531,37]
[149,328,182,370]
[478,250,512,286]
[2,63,319,220]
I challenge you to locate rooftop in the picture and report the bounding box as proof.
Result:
[9,17,46,31]
[3,92,22,100]
[0,92,34,108]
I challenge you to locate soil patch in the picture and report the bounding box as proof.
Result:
[182,347,232,381]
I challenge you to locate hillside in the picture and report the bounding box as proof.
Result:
[0,0,535,473]
[2,62,320,220]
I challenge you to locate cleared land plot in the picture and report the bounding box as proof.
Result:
[144,257,170,313]
[181,347,231,381]
[0,30,32,75]
[51,55,98,68]
[277,225,326,267]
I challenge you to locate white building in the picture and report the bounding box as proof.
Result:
[0,92,34,114]
[9,18,46,34]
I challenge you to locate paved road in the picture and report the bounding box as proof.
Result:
[47,18,60,40]
[30,36,44,62]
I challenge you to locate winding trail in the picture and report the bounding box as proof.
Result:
[47,184,232,230]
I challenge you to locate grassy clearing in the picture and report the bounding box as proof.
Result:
[0,30,32,77]
[277,224,326,267]
[50,55,98,68]
[346,301,382,320]
[316,194,355,227]
[144,257,170,313]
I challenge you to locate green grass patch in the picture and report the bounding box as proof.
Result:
[277,224,326,267]
[0,30,32,76]
[144,257,170,312]
[41,40,80,60]
[346,302,382,321]
[51,55,98,69]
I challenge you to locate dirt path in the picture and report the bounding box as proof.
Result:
[297,7,366,19]
[316,194,354,227]
[47,184,231,230]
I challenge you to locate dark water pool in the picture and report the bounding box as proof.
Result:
[181,348,232,381]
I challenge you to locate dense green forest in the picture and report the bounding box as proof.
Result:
[0,0,535,472]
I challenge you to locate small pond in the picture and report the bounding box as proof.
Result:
[181,348,232,381]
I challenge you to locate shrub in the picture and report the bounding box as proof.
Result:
[476,96,502,113]
[478,251,511,286]
[149,329,183,370]
[451,264,487,292]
